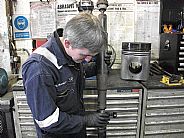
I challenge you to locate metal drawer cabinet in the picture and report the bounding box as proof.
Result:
[84,88,143,138]
[13,81,36,138]
[141,87,184,138]
[85,69,143,138]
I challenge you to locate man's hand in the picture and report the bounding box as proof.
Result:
[84,112,110,127]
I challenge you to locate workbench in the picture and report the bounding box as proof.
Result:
[11,70,184,138]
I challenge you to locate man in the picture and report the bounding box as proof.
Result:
[22,13,110,138]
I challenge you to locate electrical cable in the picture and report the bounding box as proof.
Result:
[107,44,116,68]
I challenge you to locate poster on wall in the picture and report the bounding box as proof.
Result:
[56,0,78,29]
[104,1,135,66]
[55,0,160,66]
[12,15,31,40]
[30,1,56,39]
[135,0,160,59]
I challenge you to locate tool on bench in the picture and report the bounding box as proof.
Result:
[151,62,184,86]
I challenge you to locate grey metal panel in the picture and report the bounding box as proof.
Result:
[141,88,184,138]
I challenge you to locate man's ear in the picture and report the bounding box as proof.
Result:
[64,39,70,48]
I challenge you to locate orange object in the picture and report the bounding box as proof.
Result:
[163,24,172,33]
[163,24,169,33]
[168,24,172,32]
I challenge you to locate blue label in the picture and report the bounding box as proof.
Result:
[14,16,28,30]
[15,32,30,38]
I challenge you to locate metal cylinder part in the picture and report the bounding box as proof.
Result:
[98,13,107,33]
[96,3,108,137]
[121,42,151,81]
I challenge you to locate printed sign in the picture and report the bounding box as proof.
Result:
[14,16,28,30]
[30,2,56,38]
[13,15,31,39]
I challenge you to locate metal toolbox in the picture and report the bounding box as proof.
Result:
[140,75,184,138]
[159,33,184,74]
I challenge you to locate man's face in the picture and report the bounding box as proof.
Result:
[68,47,97,63]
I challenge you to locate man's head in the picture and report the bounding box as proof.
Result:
[62,12,107,63]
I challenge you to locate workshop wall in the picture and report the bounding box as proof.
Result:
[12,0,160,74]
[0,0,11,74]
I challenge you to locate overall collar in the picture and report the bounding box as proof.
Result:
[50,31,78,66]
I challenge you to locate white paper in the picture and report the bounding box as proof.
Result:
[30,1,56,38]
[56,0,78,28]
[135,0,160,59]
